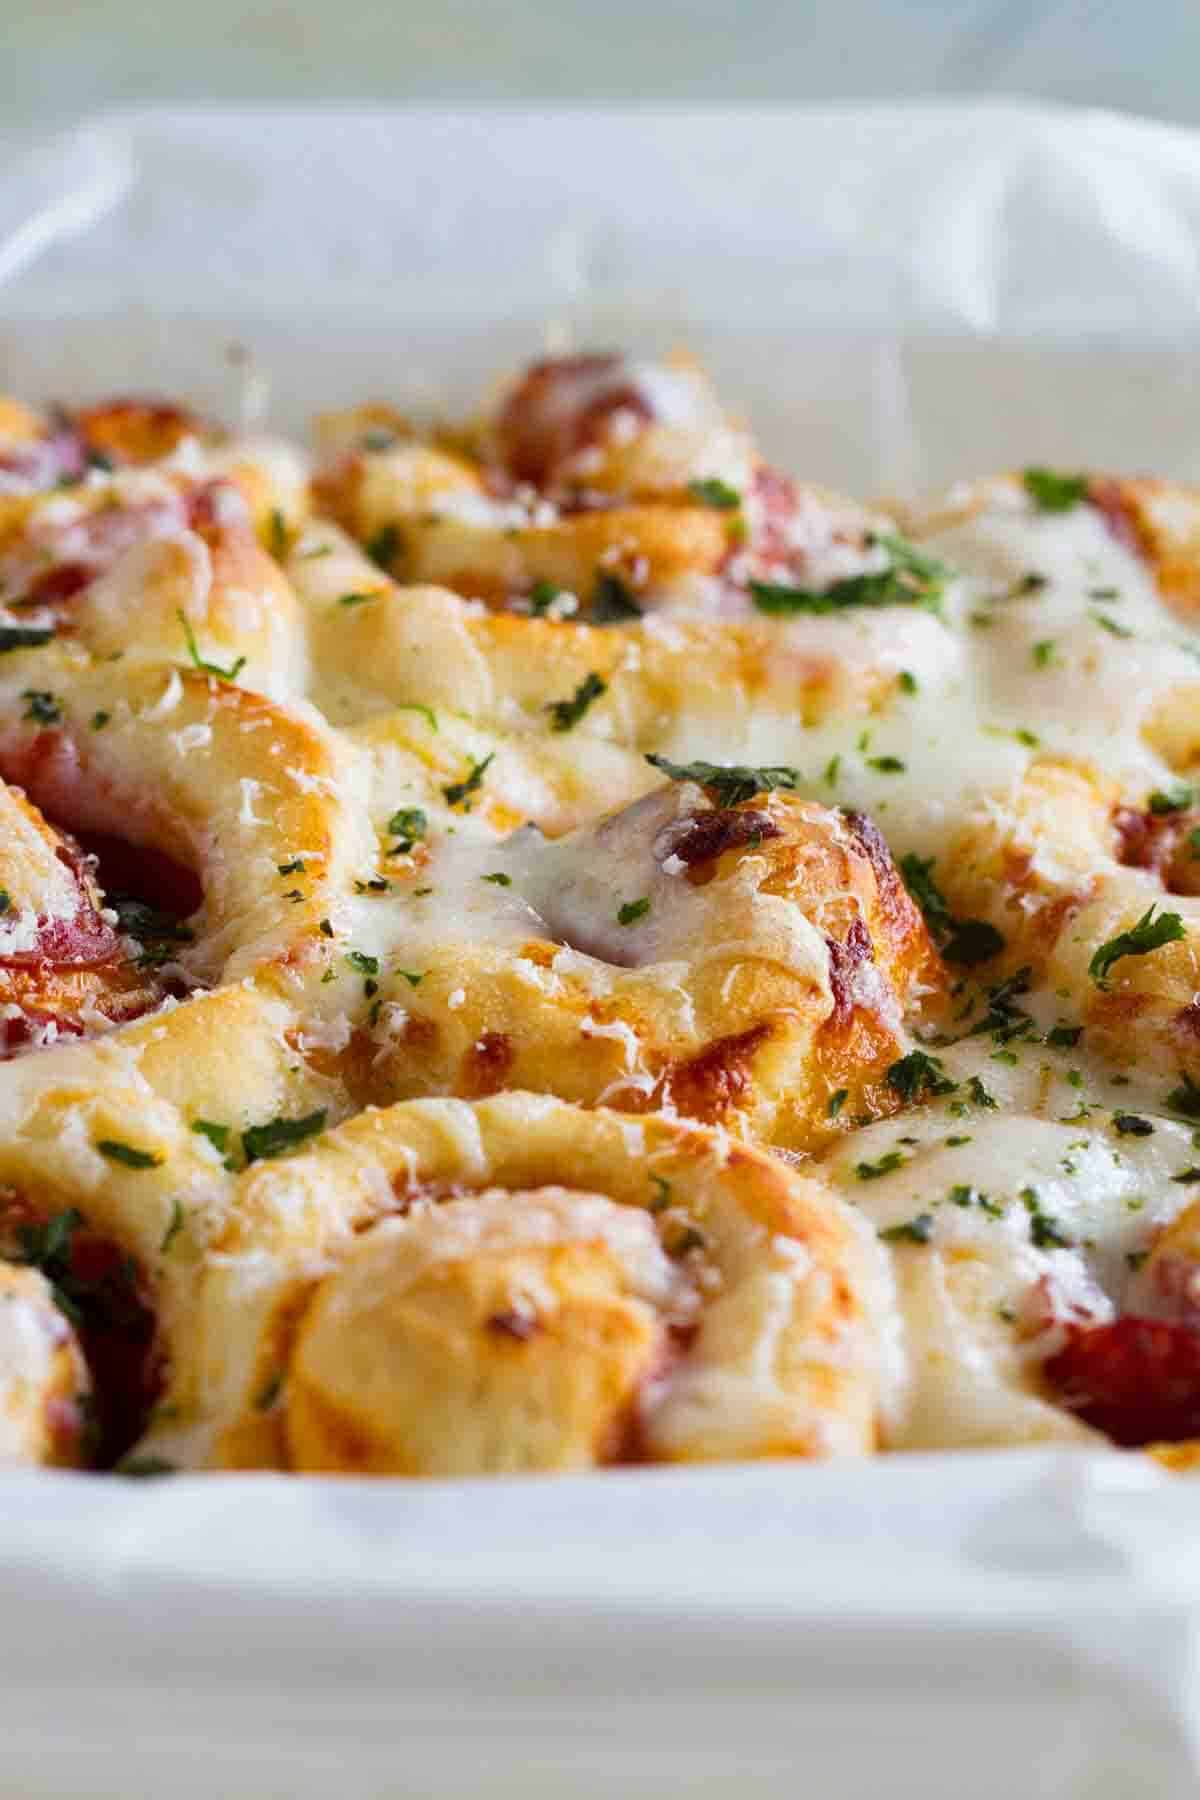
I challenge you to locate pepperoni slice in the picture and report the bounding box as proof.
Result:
[1044,1316,1200,1446]
[494,354,655,487]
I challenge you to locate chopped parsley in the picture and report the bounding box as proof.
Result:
[592,570,643,623]
[1032,639,1057,668]
[91,710,111,730]
[387,806,427,851]
[1020,1186,1073,1248]
[968,1075,998,1109]
[482,871,512,886]
[617,896,651,926]
[898,670,919,694]
[898,853,1005,967]
[115,1455,175,1479]
[867,754,906,774]
[318,917,334,938]
[1113,1113,1154,1136]
[886,1050,958,1103]
[945,1133,972,1147]
[398,969,424,987]
[346,950,380,977]
[442,752,494,809]
[0,891,9,914]
[268,508,289,559]
[528,580,563,616]
[278,858,304,875]
[645,754,799,807]
[0,624,54,653]
[649,1175,672,1212]
[21,688,60,724]
[879,1213,934,1244]
[1046,1022,1083,1048]
[1149,783,1194,815]
[191,1119,232,1158]
[687,477,741,510]
[241,1109,327,1165]
[548,671,607,732]
[177,609,245,682]
[1088,904,1186,988]
[1166,1072,1200,1120]
[1091,610,1132,639]
[827,1087,849,1119]
[366,523,402,570]
[750,531,949,617]
[160,1199,185,1252]
[1172,1168,1200,1185]
[397,703,438,732]
[823,754,840,787]
[1022,467,1089,513]
[856,1150,907,1181]
[96,1139,163,1170]
[337,591,376,608]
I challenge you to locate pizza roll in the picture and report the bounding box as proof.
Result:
[336,772,937,1150]
[0,656,369,994]
[0,981,347,1465]
[312,353,886,619]
[145,1092,887,1473]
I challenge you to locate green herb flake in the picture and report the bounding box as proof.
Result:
[21,688,60,724]
[1091,610,1133,639]
[856,1151,907,1181]
[1113,1113,1154,1136]
[1166,1072,1200,1120]
[945,1134,972,1147]
[687,477,741,510]
[0,624,54,654]
[1149,783,1194,816]
[1089,904,1186,987]
[886,1050,958,1104]
[897,669,919,694]
[241,1109,328,1166]
[617,896,651,927]
[366,523,401,570]
[91,709,111,730]
[160,1198,185,1253]
[867,754,906,774]
[1033,639,1057,668]
[827,1087,849,1119]
[1047,1023,1083,1048]
[968,1075,998,1110]
[645,754,799,807]
[649,1175,672,1213]
[592,570,643,623]
[268,508,289,559]
[750,532,950,617]
[1171,1167,1200,1185]
[548,670,607,732]
[115,1455,176,1479]
[442,752,494,809]
[177,609,245,683]
[337,591,377,608]
[0,891,9,915]
[346,950,380,977]
[1022,467,1089,513]
[191,1119,232,1157]
[879,1213,935,1245]
[97,1139,163,1170]
[398,969,424,988]
[823,753,841,787]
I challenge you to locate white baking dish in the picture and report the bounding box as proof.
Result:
[3,103,1200,1798]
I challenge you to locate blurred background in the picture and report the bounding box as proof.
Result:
[4,0,1199,131]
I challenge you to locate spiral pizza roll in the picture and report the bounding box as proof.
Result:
[144,1091,887,1473]
[333,770,937,1149]
[312,352,886,620]
[286,517,929,744]
[0,980,348,1466]
[0,777,164,1053]
[0,654,368,996]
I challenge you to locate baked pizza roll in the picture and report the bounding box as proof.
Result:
[0,981,348,1467]
[312,352,886,619]
[144,1092,888,1473]
[316,765,938,1147]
